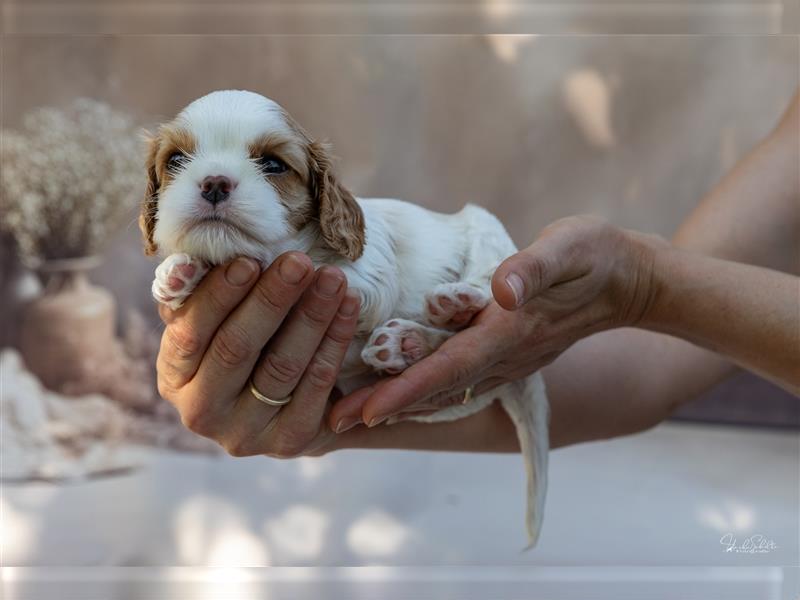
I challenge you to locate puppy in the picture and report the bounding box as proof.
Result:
[140,90,549,546]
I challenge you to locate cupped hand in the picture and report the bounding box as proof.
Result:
[329,215,666,430]
[157,251,360,458]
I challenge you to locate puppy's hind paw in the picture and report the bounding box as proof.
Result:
[152,253,208,310]
[424,282,491,329]
[361,319,450,374]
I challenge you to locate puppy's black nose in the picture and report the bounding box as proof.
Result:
[200,175,233,205]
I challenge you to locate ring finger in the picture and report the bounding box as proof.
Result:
[251,266,346,400]
[231,289,360,455]
[232,267,347,435]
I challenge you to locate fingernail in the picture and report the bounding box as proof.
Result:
[506,273,525,307]
[367,415,387,428]
[339,292,360,317]
[225,257,258,286]
[279,254,309,284]
[334,417,361,434]
[316,268,344,297]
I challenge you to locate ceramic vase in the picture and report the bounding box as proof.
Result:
[19,256,116,391]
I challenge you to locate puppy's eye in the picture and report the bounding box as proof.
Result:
[167,152,187,171]
[257,155,288,175]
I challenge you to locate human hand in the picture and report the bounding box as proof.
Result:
[157,251,360,458]
[329,215,666,430]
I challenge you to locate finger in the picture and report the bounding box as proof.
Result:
[474,376,508,396]
[157,257,259,393]
[378,375,509,426]
[228,270,349,447]
[188,252,314,418]
[385,409,440,425]
[390,394,467,417]
[329,328,490,430]
[269,290,361,455]
[492,220,590,310]
[403,374,508,411]
[328,384,375,433]
[251,266,347,402]
[158,303,175,325]
[218,290,359,458]
[325,400,517,453]
[360,328,489,427]
[327,312,513,433]
[387,379,488,417]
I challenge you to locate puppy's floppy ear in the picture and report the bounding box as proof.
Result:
[139,132,160,256]
[307,141,365,261]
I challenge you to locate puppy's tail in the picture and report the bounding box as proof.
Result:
[500,373,550,549]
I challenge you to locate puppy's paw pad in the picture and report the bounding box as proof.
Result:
[400,334,426,361]
[168,263,198,290]
[424,283,490,328]
[361,319,435,374]
[152,253,208,309]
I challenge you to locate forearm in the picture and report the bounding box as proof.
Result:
[644,248,800,395]
[542,243,800,452]
[673,90,800,272]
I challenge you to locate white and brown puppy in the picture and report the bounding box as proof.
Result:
[141,90,549,546]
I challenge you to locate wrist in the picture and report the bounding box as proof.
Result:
[634,235,682,331]
[618,228,672,329]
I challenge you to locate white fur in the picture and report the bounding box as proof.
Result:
[149,90,550,546]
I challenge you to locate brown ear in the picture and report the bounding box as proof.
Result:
[308,141,365,261]
[139,133,160,256]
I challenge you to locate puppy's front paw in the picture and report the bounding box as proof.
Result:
[424,282,490,329]
[361,319,449,374]
[152,253,208,310]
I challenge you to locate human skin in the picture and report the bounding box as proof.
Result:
[156,254,361,458]
[155,91,799,456]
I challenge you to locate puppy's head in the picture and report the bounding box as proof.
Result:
[140,90,364,264]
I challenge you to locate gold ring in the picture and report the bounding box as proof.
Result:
[248,377,292,406]
[462,386,474,405]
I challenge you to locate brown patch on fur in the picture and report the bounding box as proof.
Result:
[138,125,197,256]
[248,132,314,230]
[277,108,365,260]
[155,125,197,185]
[306,141,365,261]
[271,173,316,230]
[248,132,306,175]
[139,133,161,256]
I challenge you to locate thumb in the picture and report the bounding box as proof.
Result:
[492,227,585,310]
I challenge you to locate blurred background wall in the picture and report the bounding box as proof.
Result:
[1,0,796,33]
